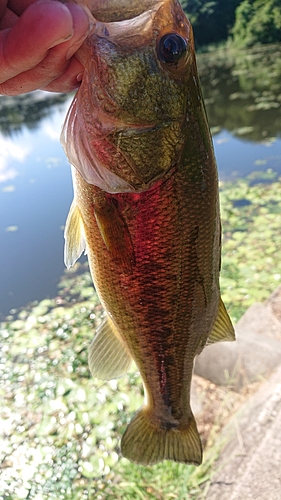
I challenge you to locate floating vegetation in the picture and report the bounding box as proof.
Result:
[1,171,281,498]
[221,170,281,321]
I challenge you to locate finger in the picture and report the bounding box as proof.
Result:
[7,0,43,16]
[0,3,89,94]
[42,55,84,93]
[0,0,8,18]
[0,7,18,28]
[0,1,75,84]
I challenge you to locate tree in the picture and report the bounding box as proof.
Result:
[232,0,281,48]
[181,0,242,46]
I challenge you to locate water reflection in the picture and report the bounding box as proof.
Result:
[198,44,281,141]
[0,94,74,318]
[0,91,69,136]
[0,44,280,317]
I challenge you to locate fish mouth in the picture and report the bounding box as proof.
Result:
[61,0,192,193]
[79,3,166,65]
[79,0,192,62]
[86,0,164,22]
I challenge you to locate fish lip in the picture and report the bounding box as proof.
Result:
[79,1,178,63]
[86,4,163,44]
[88,0,165,22]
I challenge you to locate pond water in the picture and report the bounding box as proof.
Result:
[0,44,280,318]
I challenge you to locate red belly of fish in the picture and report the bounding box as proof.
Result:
[76,164,219,423]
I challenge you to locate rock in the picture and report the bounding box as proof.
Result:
[237,301,281,342]
[204,364,281,500]
[266,285,281,331]
[195,327,281,390]
[194,291,281,390]
[190,377,203,416]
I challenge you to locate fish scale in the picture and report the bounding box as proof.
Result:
[62,0,235,465]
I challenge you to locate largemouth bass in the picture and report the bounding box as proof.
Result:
[61,0,235,466]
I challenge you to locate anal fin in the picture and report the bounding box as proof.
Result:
[207,297,235,345]
[88,315,131,380]
[121,409,202,466]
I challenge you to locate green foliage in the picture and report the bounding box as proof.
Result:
[220,170,281,322]
[0,268,215,499]
[180,0,242,46]
[180,0,281,48]
[232,0,281,48]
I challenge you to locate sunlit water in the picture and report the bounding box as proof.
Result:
[0,45,280,317]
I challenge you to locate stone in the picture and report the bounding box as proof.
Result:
[194,326,281,390]
[190,377,203,416]
[237,301,281,341]
[203,364,281,500]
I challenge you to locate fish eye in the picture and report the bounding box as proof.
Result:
[157,33,187,64]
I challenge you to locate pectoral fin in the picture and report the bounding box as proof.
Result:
[88,315,132,380]
[94,201,134,273]
[64,200,86,269]
[207,297,235,345]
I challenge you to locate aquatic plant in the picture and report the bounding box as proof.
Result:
[1,172,281,498]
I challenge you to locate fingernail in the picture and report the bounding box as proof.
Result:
[76,72,84,82]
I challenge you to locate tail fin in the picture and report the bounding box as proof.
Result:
[121,408,202,466]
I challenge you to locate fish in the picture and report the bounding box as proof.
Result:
[61,0,235,466]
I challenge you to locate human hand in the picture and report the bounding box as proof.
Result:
[0,0,90,95]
